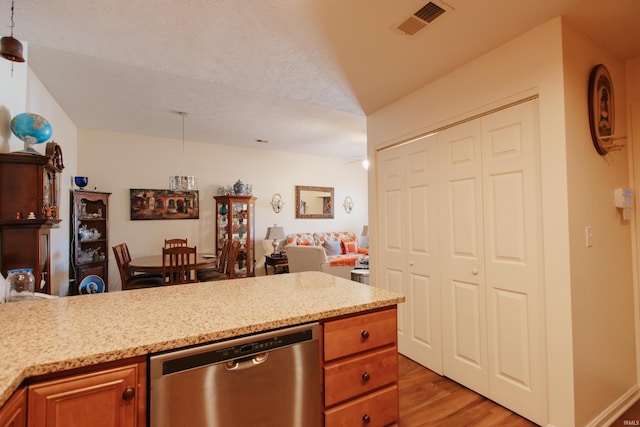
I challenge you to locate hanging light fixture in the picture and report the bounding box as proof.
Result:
[169,111,197,191]
[1,0,25,72]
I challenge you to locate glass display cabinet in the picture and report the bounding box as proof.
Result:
[214,195,256,277]
[70,190,110,294]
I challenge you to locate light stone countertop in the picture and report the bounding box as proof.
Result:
[0,271,404,407]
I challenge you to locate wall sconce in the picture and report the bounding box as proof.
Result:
[271,193,284,213]
[343,196,353,214]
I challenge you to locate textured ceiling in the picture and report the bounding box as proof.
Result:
[6,0,640,160]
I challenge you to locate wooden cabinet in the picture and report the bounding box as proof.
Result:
[70,190,110,294]
[0,387,26,427]
[0,142,64,295]
[322,307,399,426]
[27,361,146,427]
[214,195,256,277]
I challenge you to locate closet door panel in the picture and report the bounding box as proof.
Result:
[482,101,545,424]
[378,136,442,372]
[439,121,489,394]
[451,280,484,368]
[405,138,442,372]
[378,148,410,356]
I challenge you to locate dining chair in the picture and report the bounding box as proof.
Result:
[198,239,241,281]
[112,243,164,290]
[164,238,188,248]
[162,245,198,285]
[197,238,229,282]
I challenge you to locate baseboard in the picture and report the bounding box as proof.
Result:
[586,384,640,427]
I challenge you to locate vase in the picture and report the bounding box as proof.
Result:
[233,180,245,195]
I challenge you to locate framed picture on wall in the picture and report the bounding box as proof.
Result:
[130,189,199,220]
[588,63,615,155]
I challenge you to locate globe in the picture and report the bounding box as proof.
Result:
[10,113,52,146]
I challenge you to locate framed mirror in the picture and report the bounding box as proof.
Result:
[295,185,334,219]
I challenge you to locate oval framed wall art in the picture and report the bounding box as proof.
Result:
[588,63,615,155]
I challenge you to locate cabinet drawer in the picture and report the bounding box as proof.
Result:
[325,347,398,407]
[324,384,398,427]
[324,307,397,361]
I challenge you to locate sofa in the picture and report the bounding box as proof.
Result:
[284,232,368,280]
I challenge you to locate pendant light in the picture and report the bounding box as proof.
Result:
[169,112,197,191]
[1,0,25,75]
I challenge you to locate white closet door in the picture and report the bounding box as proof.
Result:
[378,135,442,372]
[439,119,489,394]
[482,101,545,422]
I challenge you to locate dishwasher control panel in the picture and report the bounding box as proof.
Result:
[158,325,317,375]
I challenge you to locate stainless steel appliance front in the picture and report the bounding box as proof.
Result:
[149,323,321,426]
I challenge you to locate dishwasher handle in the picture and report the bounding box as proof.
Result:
[225,352,269,371]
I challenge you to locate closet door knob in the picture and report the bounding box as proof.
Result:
[472,268,479,275]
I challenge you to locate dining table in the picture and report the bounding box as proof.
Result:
[129,253,217,274]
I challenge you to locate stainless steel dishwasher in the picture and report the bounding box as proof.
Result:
[149,322,321,427]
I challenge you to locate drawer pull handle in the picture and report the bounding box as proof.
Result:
[361,330,370,339]
[122,387,135,401]
[362,414,371,424]
[362,372,370,382]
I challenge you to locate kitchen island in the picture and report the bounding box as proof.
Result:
[0,271,404,412]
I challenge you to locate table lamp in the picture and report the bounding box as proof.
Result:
[265,226,286,255]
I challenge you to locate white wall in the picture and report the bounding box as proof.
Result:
[368,16,637,426]
[78,129,368,290]
[561,22,636,426]
[0,44,27,154]
[26,68,78,296]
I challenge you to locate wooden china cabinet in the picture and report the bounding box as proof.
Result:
[70,190,111,294]
[214,195,256,277]
[0,142,64,295]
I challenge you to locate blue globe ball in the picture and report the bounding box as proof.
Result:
[10,113,52,145]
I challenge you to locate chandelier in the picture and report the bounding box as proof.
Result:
[169,111,197,191]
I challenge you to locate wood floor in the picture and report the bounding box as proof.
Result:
[398,354,537,426]
[399,354,640,426]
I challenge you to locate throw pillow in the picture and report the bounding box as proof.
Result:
[341,238,358,254]
[296,240,312,246]
[323,239,342,256]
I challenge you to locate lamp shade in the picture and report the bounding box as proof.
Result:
[265,226,286,240]
[361,226,369,236]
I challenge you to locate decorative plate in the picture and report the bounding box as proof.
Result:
[588,63,615,155]
[79,275,105,294]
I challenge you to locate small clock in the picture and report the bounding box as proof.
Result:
[588,64,615,155]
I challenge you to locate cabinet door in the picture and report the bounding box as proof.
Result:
[0,387,26,427]
[28,363,145,427]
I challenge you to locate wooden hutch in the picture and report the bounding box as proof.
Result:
[0,142,64,295]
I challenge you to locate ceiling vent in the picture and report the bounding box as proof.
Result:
[396,1,447,36]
